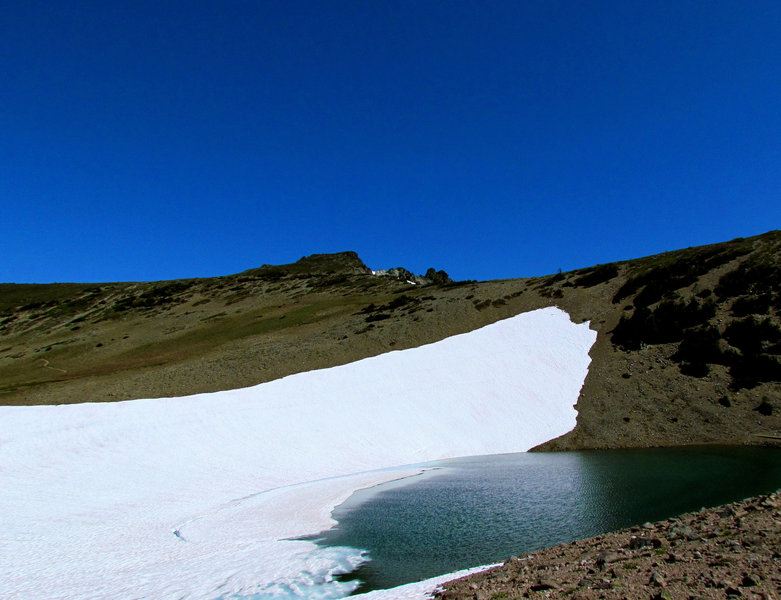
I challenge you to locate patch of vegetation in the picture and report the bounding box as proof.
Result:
[611,299,716,350]
[385,294,415,311]
[310,274,351,289]
[201,312,228,321]
[612,281,781,387]
[442,279,477,287]
[258,268,286,281]
[473,299,492,311]
[365,313,391,323]
[19,300,50,311]
[664,316,781,388]
[729,355,781,390]
[724,317,781,356]
[671,325,734,376]
[730,294,773,317]
[598,235,777,388]
[542,272,566,287]
[538,287,563,299]
[358,294,419,317]
[715,259,780,301]
[63,291,103,311]
[613,244,751,305]
[224,289,253,306]
[573,263,619,287]
[679,360,710,377]
[111,282,194,313]
[720,317,781,389]
[755,399,773,416]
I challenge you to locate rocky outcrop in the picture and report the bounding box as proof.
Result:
[245,251,372,278]
[425,268,453,285]
[372,266,453,285]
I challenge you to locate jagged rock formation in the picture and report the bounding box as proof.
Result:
[371,266,453,285]
[425,268,453,285]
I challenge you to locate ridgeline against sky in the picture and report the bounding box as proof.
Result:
[2,1,780,283]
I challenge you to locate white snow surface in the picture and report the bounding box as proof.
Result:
[0,307,596,600]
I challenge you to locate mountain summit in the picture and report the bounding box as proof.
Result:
[244,251,373,277]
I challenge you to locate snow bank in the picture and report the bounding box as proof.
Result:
[0,307,595,599]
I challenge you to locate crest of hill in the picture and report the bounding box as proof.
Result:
[240,251,372,278]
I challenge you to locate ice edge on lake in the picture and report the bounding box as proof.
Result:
[0,306,596,600]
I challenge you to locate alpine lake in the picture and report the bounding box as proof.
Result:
[310,446,781,594]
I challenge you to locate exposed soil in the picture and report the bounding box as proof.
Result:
[438,490,781,600]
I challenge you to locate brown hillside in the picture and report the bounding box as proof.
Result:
[1,232,779,450]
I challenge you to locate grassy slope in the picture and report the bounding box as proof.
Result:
[1,238,779,450]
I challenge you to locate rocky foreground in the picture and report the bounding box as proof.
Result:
[437,491,780,600]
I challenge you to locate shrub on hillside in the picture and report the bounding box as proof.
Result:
[672,325,732,365]
[729,355,781,390]
[612,246,750,304]
[730,294,773,317]
[724,317,781,356]
[573,264,619,287]
[679,360,711,377]
[258,268,286,281]
[365,313,391,323]
[716,261,780,300]
[611,299,716,350]
[658,315,781,389]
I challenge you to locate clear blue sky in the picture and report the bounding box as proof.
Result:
[2,1,780,283]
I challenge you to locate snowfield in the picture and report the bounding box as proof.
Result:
[0,307,596,599]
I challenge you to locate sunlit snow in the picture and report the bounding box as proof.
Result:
[0,307,595,599]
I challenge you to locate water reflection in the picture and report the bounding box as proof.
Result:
[317,446,781,593]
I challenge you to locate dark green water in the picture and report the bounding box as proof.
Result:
[315,446,781,594]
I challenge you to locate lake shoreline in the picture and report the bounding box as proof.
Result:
[319,446,781,596]
[436,489,781,600]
